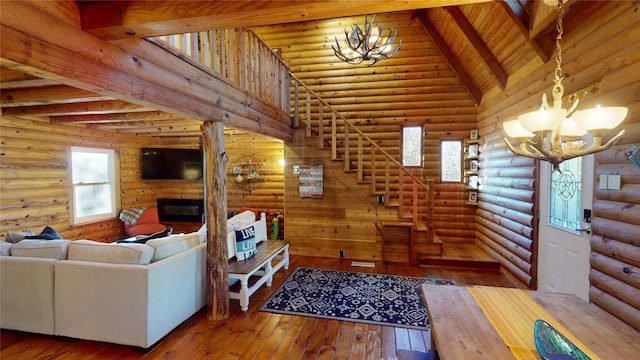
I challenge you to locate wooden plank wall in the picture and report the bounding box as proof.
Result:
[0,117,285,242]
[284,128,400,261]
[477,2,640,330]
[252,11,479,249]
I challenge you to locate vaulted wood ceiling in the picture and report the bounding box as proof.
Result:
[0,0,605,138]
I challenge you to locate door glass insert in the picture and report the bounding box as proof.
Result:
[549,157,582,231]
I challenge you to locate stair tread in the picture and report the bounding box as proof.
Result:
[414,221,428,231]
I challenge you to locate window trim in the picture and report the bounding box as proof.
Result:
[401,124,424,168]
[70,146,119,225]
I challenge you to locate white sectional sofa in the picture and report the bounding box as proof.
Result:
[0,256,58,335]
[1,231,207,348]
[0,210,276,348]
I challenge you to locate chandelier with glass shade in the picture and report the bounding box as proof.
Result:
[332,14,402,65]
[502,0,627,171]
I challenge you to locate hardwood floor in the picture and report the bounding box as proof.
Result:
[0,255,516,360]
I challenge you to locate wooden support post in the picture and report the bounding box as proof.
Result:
[201,121,229,320]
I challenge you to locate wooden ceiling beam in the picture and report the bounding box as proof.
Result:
[0,67,60,89]
[50,111,184,124]
[80,0,492,40]
[532,1,609,62]
[0,1,291,141]
[90,119,200,130]
[500,0,549,63]
[1,85,113,107]
[444,6,508,90]
[0,99,153,117]
[0,22,224,121]
[413,9,482,105]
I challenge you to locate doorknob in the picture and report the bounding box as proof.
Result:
[575,226,591,235]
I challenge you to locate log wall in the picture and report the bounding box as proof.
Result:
[0,117,285,242]
[0,116,145,242]
[253,11,479,249]
[477,1,640,330]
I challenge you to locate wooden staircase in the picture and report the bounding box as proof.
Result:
[290,74,443,262]
[156,30,497,269]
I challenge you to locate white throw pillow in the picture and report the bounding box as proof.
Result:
[68,240,154,265]
[9,239,71,259]
[227,210,257,232]
[5,229,36,243]
[145,233,200,262]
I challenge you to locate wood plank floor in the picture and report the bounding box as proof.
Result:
[0,254,516,360]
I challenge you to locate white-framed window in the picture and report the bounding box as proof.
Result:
[441,140,462,182]
[70,146,117,225]
[402,125,423,167]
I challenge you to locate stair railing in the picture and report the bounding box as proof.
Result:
[290,73,434,230]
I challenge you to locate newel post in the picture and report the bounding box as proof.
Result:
[201,121,229,320]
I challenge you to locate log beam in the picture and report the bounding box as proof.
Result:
[79,0,492,40]
[444,6,508,90]
[202,121,229,320]
[413,9,482,104]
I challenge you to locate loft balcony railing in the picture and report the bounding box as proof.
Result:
[152,29,290,116]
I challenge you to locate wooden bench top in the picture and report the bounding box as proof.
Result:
[228,240,289,275]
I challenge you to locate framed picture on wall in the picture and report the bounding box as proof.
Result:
[470,129,478,140]
[470,160,479,172]
[468,175,478,189]
[468,144,479,157]
[468,191,478,203]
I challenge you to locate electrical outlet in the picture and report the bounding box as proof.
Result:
[339,250,344,258]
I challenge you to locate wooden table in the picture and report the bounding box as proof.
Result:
[421,284,640,359]
[229,240,289,311]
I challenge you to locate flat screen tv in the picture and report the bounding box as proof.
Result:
[141,148,203,180]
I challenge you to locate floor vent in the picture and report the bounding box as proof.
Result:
[351,261,375,268]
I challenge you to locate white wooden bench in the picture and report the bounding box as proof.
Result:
[228,240,289,311]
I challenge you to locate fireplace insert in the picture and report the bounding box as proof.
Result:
[157,198,204,223]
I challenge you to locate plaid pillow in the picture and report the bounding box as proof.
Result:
[119,207,146,226]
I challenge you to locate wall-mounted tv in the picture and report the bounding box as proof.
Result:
[141,148,203,180]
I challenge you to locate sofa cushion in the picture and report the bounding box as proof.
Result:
[24,226,62,240]
[145,233,200,262]
[10,239,71,259]
[68,240,154,265]
[197,223,207,243]
[1,241,13,256]
[5,229,36,243]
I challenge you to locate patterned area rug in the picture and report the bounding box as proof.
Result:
[259,267,456,330]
